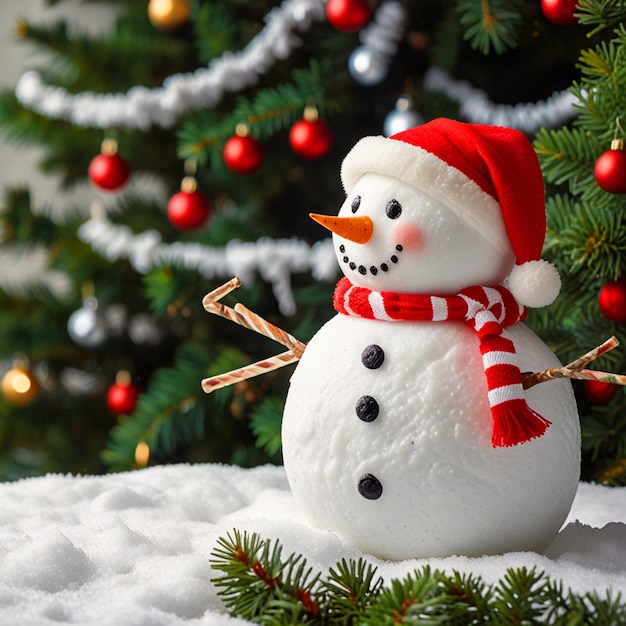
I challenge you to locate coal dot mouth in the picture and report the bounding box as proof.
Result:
[338,243,403,276]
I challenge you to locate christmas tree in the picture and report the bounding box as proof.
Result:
[0,0,624,484]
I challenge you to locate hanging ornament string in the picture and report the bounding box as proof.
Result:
[594,118,626,194]
[78,206,337,316]
[167,160,212,231]
[14,0,327,130]
[423,67,579,133]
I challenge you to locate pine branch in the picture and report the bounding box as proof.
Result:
[102,342,213,470]
[366,567,451,623]
[576,0,626,37]
[323,558,383,623]
[534,127,598,190]
[582,397,626,462]
[192,1,248,66]
[455,0,524,55]
[250,396,284,457]
[544,195,626,281]
[210,531,626,624]
[16,12,191,92]
[211,530,323,623]
[177,59,340,166]
[492,567,547,623]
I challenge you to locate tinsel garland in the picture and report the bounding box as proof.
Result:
[13,0,579,132]
[78,210,337,316]
[359,1,405,58]
[0,244,70,299]
[15,0,327,129]
[423,67,578,133]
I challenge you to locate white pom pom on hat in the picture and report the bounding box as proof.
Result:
[340,118,560,307]
[507,260,561,308]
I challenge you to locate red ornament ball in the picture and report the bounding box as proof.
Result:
[107,379,141,415]
[599,277,626,323]
[326,0,371,32]
[289,119,333,160]
[541,0,579,25]
[167,189,212,231]
[89,152,131,191]
[223,134,264,174]
[594,145,626,194]
[584,379,619,405]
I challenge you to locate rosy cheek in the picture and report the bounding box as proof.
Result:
[391,222,424,252]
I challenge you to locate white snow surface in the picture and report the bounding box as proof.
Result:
[0,463,625,625]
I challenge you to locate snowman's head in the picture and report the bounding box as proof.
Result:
[312,119,560,306]
[313,172,515,294]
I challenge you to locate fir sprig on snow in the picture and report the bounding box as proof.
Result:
[211,530,626,624]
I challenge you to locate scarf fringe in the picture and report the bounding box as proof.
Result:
[492,403,552,448]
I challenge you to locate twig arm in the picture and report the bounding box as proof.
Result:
[523,336,622,389]
[201,350,300,393]
[200,278,307,394]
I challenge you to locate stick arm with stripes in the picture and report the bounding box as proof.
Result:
[200,278,626,394]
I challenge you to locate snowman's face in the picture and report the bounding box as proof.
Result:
[333,173,515,293]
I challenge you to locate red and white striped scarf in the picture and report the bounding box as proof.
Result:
[334,277,550,448]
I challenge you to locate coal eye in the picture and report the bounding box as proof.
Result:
[351,195,361,213]
[386,199,402,219]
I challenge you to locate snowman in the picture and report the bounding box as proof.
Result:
[281,118,580,560]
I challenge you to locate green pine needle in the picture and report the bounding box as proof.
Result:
[455,0,523,55]
[178,59,340,166]
[250,396,284,457]
[102,343,212,470]
[210,531,626,624]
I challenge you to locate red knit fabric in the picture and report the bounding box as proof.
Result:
[334,277,551,447]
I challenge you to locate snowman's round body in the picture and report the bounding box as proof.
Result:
[282,317,580,559]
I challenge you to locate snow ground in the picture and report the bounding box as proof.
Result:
[0,463,625,625]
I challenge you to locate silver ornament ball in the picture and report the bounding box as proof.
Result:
[68,297,108,348]
[383,108,424,137]
[348,46,388,86]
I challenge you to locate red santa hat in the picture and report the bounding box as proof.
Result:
[340,118,560,308]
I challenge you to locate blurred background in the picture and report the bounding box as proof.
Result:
[1,0,625,485]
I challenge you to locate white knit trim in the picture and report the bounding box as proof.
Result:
[482,351,518,369]
[488,383,525,406]
[473,309,495,332]
[340,135,511,257]
[368,292,394,320]
[430,296,448,321]
[342,286,358,317]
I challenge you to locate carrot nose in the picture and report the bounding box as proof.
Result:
[310,213,373,244]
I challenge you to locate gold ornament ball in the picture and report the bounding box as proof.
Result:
[148,0,191,30]
[2,367,40,407]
